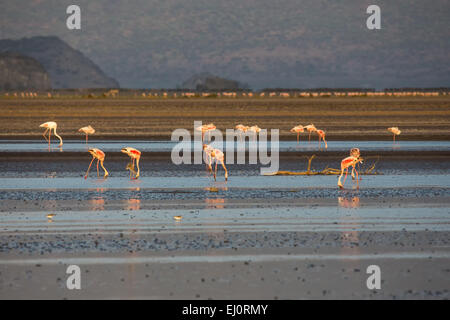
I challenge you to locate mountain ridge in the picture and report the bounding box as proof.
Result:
[0,36,119,89]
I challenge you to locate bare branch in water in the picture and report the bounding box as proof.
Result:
[264,154,382,176]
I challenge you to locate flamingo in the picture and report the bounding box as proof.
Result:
[203,144,228,181]
[84,148,109,179]
[196,123,216,141]
[248,125,261,134]
[304,124,317,142]
[388,127,401,142]
[350,147,362,181]
[39,121,63,147]
[203,143,214,172]
[235,124,249,141]
[121,147,141,179]
[316,129,328,149]
[290,125,304,143]
[235,124,248,132]
[78,125,95,143]
[338,150,363,189]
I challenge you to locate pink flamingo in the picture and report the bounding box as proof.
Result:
[235,124,248,132]
[304,124,317,142]
[39,121,63,147]
[338,149,363,189]
[203,144,228,181]
[196,123,216,141]
[290,125,304,143]
[248,125,261,134]
[350,147,362,181]
[121,147,141,179]
[235,124,249,140]
[202,143,215,172]
[388,127,401,142]
[79,125,95,143]
[84,148,109,179]
[316,129,328,149]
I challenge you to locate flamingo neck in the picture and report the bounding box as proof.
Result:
[53,128,63,146]
[100,160,109,176]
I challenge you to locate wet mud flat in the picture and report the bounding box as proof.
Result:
[0,141,449,299]
[0,184,449,299]
[1,97,450,140]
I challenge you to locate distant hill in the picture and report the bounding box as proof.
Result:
[181,73,246,90]
[0,52,51,91]
[0,36,119,89]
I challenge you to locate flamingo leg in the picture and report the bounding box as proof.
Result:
[343,167,349,184]
[221,161,228,181]
[357,162,362,180]
[48,129,52,146]
[96,159,100,177]
[135,158,140,179]
[204,154,209,172]
[129,162,132,179]
[42,128,49,143]
[86,134,88,144]
[208,156,213,174]
[338,168,344,188]
[297,133,299,144]
[84,157,95,179]
[355,167,360,189]
[214,162,218,181]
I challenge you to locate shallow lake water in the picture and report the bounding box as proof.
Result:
[0,140,449,152]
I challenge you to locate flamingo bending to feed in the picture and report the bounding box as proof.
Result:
[235,124,248,131]
[203,144,228,181]
[235,124,249,140]
[84,148,109,179]
[338,149,363,189]
[203,143,214,171]
[248,125,261,134]
[39,121,63,147]
[121,147,141,179]
[196,123,216,141]
[316,129,328,149]
[304,124,317,142]
[350,147,362,181]
[79,125,95,143]
[388,127,401,142]
[290,125,304,143]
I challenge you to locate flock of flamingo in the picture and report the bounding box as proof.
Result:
[38,121,402,189]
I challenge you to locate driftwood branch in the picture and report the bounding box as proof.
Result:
[264,154,382,176]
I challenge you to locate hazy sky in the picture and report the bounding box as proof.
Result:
[1,0,449,89]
